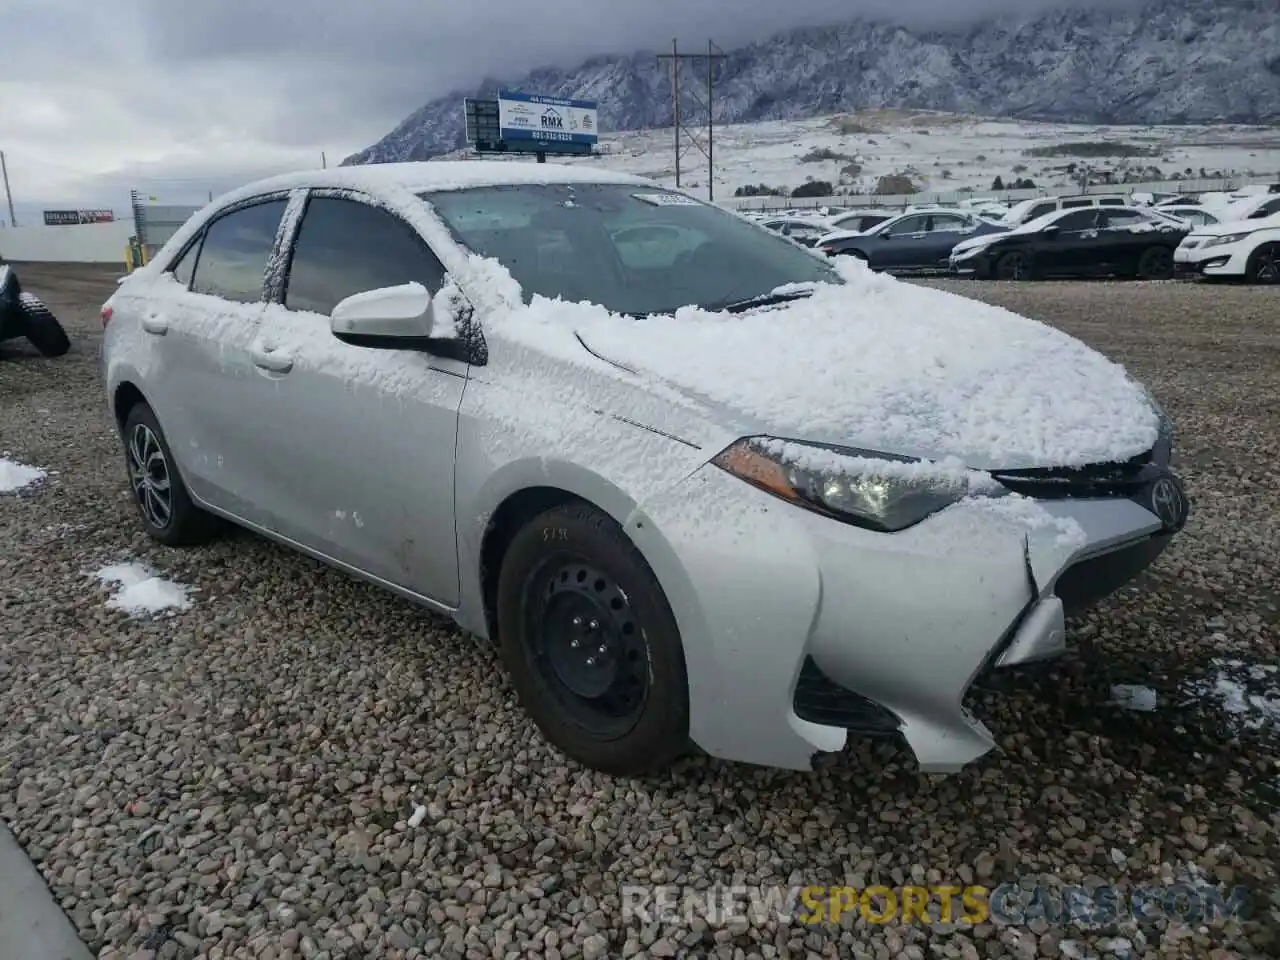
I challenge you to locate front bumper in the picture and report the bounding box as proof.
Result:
[630,461,1186,774]
[1173,241,1248,277]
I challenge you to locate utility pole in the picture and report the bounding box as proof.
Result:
[321,151,327,169]
[1,151,16,227]
[656,38,727,201]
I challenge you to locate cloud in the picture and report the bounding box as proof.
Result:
[2,0,1121,215]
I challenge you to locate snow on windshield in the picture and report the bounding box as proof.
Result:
[420,184,841,316]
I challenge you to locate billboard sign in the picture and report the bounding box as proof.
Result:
[497,91,598,147]
[43,209,115,226]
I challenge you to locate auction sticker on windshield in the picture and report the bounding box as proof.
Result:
[633,193,701,207]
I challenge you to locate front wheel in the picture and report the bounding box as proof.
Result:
[121,402,223,546]
[1136,246,1174,281]
[1245,243,1280,285]
[496,502,690,775]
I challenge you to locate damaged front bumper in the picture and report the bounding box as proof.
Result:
[628,456,1188,774]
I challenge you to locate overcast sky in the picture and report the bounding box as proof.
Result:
[2,0,1112,217]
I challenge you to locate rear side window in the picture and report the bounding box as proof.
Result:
[284,197,447,316]
[190,200,288,304]
[168,235,202,288]
[1055,211,1100,231]
[1099,198,1125,206]
[1027,202,1056,220]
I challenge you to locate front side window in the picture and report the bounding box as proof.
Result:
[284,197,447,316]
[887,215,928,235]
[421,184,841,316]
[1061,199,1092,209]
[1026,202,1056,220]
[190,200,288,304]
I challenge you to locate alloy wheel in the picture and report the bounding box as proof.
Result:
[1255,249,1279,284]
[127,423,173,529]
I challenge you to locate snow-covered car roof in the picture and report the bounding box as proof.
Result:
[213,161,657,208]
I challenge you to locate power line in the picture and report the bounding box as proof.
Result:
[656,39,728,201]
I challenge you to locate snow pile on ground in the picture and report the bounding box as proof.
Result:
[0,455,47,493]
[91,562,194,617]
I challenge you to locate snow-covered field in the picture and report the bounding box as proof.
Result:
[444,108,1280,205]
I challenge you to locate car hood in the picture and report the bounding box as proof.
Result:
[816,228,868,245]
[563,261,1161,471]
[1188,211,1280,237]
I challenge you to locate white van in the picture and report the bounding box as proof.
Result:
[999,194,1129,226]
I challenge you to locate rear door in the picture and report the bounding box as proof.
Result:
[1045,210,1105,274]
[919,213,978,268]
[1096,208,1159,272]
[246,191,470,603]
[142,195,291,517]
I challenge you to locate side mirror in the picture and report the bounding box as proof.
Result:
[330,283,434,349]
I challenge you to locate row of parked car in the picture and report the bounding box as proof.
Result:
[752,187,1280,284]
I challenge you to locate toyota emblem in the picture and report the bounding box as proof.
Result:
[1150,477,1186,531]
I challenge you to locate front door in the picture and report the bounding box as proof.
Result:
[241,191,468,605]
[873,214,932,269]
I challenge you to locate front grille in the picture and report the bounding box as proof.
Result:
[991,452,1156,499]
[792,657,901,734]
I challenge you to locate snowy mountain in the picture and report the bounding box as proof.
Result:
[345,0,1280,166]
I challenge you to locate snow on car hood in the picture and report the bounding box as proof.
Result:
[561,261,1160,471]
[1187,210,1280,238]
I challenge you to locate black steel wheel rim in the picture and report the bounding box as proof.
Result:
[522,557,650,739]
[127,423,172,529]
[1256,250,1279,284]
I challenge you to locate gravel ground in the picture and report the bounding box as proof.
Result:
[2,264,1278,960]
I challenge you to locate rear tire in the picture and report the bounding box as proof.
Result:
[496,502,690,775]
[1136,246,1175,281]
[18,293,71,357]
[1245,243,1280,285]
[121,402,223,546]
[995,251,1033,281]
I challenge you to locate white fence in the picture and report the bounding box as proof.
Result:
[0,221,134,264]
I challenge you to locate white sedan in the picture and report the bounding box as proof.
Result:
[1174,211,1280,283]
[100,161,1188,776]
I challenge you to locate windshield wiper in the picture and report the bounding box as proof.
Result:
[710,288,816,314]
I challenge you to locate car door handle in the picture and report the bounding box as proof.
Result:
[250,345,293,373]
[141,315,168,335]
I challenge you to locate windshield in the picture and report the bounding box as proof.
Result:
[420,183,841,315]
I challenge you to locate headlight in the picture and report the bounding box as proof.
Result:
[952,242,992,260]
[711,436,1001,533]
[1202,232,1251,248]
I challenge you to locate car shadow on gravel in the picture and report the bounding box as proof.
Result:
[973,646,1280,815]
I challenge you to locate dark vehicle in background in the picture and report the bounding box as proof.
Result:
[818,210,1006,273]
[0,262,71,357]
[950,207,1188,281]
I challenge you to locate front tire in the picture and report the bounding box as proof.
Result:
[1136,246,1174,281]
[18,293,71,357]
[121,402,222,546]
[1245,243,1280,285]
[496,502,690,775]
